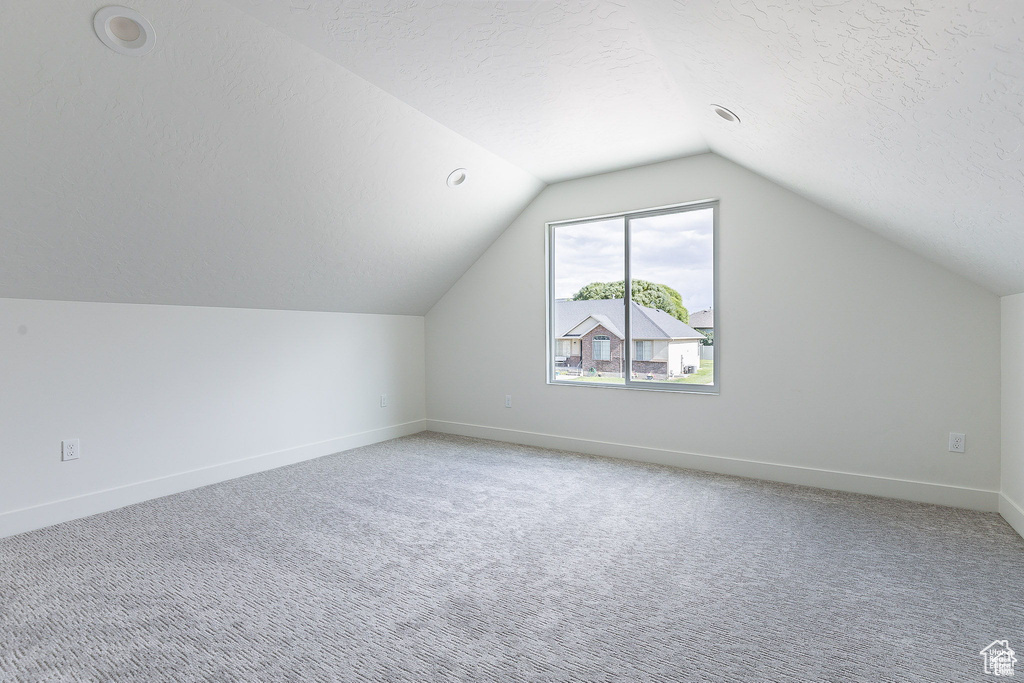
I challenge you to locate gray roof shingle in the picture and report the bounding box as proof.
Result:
[555,299,704,340]
[688,308,714,329]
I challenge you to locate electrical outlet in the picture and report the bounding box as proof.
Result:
[61,439,80,462]
[504,394,512,408]
[948,432,965,453]
[380,394,388,408]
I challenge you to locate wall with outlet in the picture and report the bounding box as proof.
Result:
[426,154,1002,510]
[1001,293,1024,537]
[0,298,426,537]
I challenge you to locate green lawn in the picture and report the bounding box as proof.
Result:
[556,359,714,386]
[670,359,714,384]
[562,375,625,384]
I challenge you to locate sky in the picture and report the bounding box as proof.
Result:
[553,208,714,312]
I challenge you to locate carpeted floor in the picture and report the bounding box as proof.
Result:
[1,432,1022,682]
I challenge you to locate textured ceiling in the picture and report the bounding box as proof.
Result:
[222,0,709,182]
[3,0,1023,314]
[0,0,541,314]
[227,0,1024,296]
[629,0,1024,295]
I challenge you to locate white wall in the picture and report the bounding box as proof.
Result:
[426,153,1002,510]
[0,298,425,537]
[666,340,701,376]
[1001,294,1024,536]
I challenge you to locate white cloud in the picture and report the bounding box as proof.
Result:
[552,208,714,312]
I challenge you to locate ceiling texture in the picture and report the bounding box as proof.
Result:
[2,0,1023,314]
[0,0,542,315]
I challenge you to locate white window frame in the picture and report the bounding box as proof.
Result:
[555,339,572,358]
[592,335,611,361]
[634,340,653,361]
[546,199,719,394]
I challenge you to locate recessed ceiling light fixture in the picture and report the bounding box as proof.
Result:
[446,168,468,188]
[94,6,156,56]
[710,104,740,123]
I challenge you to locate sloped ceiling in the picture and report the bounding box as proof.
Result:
[221,0,709,181]
[630,0,1024,296]
[227,0,1024,296]
[0,0,542,314]
[3,1,1023,315]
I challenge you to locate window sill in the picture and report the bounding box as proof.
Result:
[547,378,718,395]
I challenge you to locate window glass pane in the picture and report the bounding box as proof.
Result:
[628,208,714,386]
[551,218,625,383]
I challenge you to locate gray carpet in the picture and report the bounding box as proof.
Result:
[1,432,1022,682]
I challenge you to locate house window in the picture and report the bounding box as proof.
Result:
[548,201,717,392]
[555,339,572,358]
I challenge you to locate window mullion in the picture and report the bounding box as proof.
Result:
[624,216,633,386]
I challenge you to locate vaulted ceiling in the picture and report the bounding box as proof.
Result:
[633,0,1024,296]
[222,0,710,181]
[0,0,542,315]
[2,0,1023,314]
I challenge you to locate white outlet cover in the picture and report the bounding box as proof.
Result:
[61,439,81,461]
[948,433,966,453]
[380,394,388,408]
[505,395,512,408]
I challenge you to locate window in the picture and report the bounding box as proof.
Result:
[547,201,717,392]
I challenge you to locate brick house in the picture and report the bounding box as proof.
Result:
[553,299,705,380]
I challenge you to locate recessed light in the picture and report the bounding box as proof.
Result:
[447,168,468,188]
[108,16,142,42]
[710,104,740,123]
[94,6,155,56]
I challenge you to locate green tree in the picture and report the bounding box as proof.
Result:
[572,280,689,324]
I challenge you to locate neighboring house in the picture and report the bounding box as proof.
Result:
[689,308,714,345]
[554,299,705,380]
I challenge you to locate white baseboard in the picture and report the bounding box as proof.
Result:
[0,420,427,539]
[427,419,1000,512]
[1000,493,1024,541]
